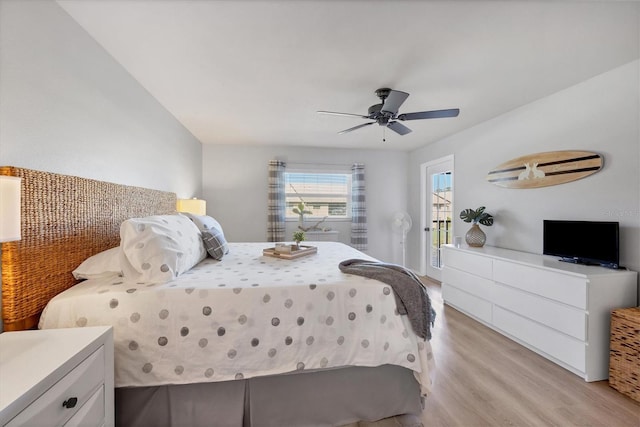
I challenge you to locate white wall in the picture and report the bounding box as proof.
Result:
[0,0,203,332]
[408,60,640,281]
[0,0,202,195]
[201,144,409,263]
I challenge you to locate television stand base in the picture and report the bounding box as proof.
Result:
[558,257,619,269]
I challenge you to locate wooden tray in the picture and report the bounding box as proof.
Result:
[263,245,317,259]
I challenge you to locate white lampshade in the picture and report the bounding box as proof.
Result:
[176,198,206,216]
[0,176,21,242]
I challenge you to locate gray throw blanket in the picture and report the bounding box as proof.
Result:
[338,259,435,340]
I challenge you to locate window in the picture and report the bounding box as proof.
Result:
[284,171,351,220]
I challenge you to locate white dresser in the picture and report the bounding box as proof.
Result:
[441,244,637,381]
[0,326,114,427]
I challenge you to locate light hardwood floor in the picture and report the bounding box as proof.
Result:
[417,279,640,427]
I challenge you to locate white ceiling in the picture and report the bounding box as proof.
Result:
[56,0,639,151]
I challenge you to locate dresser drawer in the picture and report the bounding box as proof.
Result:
[7,346,105,427]
[493,283,586,340]
[493,306,586,374]
[442,283,492,324]
[442,266,494,300]
[64,386,104,427]
[443,247,492,279]
[493,260,587,309]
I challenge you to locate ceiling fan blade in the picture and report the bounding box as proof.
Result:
[338,122,375,134]
[398,108,460,121]
[387,121,412,135]
[317,110,369,119]
[381,90,409,115]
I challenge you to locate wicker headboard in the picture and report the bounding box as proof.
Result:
[0,167,177,331]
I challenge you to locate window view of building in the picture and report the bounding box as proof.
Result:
[432,171,452,268]
[284,172,351,219]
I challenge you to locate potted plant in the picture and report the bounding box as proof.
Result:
[292,230,306,249]
[292,201,313,230]
[460,206,493,247]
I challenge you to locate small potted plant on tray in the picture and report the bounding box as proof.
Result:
[292,231,306,249]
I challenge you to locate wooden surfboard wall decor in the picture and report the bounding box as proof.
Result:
[486,150,603,189]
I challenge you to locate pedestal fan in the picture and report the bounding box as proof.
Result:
[391,212,413,267]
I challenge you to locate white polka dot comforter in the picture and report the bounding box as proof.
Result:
[39,242,435,396]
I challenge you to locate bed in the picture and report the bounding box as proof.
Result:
[0,167,435,427]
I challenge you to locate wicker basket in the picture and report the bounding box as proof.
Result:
[609,307,640,402]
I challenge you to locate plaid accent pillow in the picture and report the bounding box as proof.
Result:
[202,228,229,260]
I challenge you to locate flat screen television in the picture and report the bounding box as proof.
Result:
[543,220,620,269]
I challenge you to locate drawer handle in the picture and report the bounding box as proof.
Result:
[62,397,78,409]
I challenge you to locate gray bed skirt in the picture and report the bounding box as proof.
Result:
[115,364,423,427]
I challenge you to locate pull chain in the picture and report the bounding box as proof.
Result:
[383,126,386,142]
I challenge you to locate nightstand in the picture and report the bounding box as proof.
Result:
[0,326,114,427]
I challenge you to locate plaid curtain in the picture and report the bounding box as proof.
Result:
[351,163,368,251]
[267,160,286,242]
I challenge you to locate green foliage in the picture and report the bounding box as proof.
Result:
[460,206,494,226]
[292,202,313,217]
[293,231,306,243]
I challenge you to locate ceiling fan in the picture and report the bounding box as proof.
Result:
[318,88,459,140]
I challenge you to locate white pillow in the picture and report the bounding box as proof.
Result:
[119,214,207,283]
[182,213,224,234]
[73,247,122,280]
[182,213,230,258]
